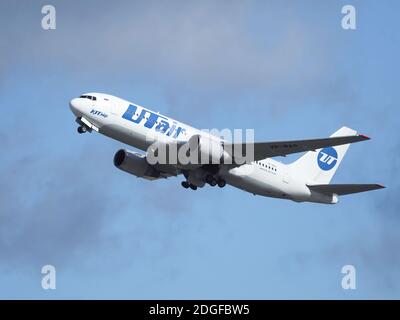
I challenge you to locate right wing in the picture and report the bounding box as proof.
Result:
[226,134,370,162]
[307,184,385,196]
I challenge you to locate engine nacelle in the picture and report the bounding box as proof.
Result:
[187,134,231,165]
[113,149,160,180]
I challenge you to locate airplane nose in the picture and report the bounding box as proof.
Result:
[69,98,83,117]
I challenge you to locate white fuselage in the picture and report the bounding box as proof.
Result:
[70,92,336,204]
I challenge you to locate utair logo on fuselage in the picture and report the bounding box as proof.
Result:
[317,147,338,170]
[122,104,186,139]
[90,109,108,118]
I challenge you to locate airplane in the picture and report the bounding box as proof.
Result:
[69,92,384,204]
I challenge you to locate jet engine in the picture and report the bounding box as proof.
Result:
[113,149,160,180]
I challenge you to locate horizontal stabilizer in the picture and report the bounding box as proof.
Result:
[307,183,385,196]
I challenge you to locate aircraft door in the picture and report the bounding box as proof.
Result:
[282,168,290,185]
[108,100,118,116]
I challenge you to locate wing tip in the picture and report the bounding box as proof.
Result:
[377,184,386,189]
[358,134,370,140]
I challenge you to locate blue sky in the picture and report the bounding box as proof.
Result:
[0,0,399,299]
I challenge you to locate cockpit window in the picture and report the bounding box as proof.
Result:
[80,95,97,101]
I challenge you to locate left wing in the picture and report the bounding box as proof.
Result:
[226,134,369,162]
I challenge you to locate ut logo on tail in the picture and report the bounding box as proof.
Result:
[318,147,338,170]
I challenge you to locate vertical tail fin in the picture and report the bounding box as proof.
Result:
[289,126,356,184]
